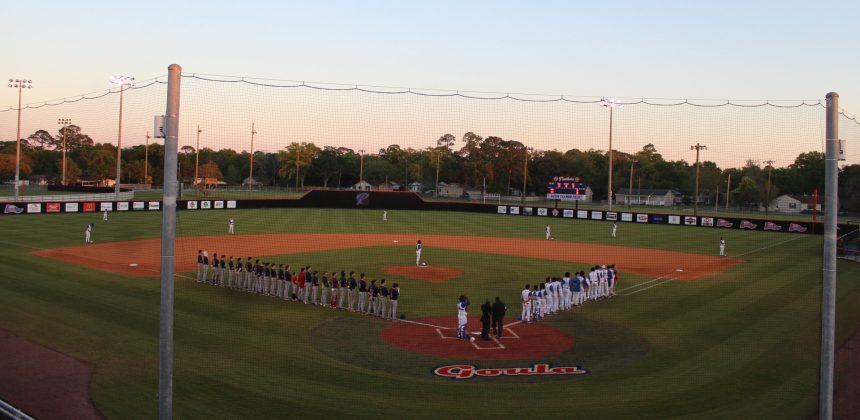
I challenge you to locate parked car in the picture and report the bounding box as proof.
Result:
[460,192,470,199]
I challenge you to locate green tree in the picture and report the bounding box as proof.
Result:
[730,176,762,206]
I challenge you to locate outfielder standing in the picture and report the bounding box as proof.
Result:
[84,224,94,244]
[228,217,235,235]
[612,222,617,239]
[719,237,726,257]
[416,240,423,266]
[103,209,108,221]
[545,224,551,240]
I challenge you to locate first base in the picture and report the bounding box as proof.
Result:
[129,263,139,267]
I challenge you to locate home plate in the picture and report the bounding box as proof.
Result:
[129,263,139,267]
[392,240,399,243]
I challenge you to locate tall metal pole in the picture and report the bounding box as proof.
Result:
[195,125,201,182]
[819,91,839,420]
[725,173,731,210]
[691,143,707,216]
[116,86,124,197]
[628,159,636,207]
[358,149,365,187]
[145,131,150,184]
[435,149,440,198]
[58,118,71,185]
[8,79,31,201]
[158,63,182,420]
[608,107,614,211]
[248,123,256,191]
[764,160,774,217]
[296,147,301,190]
[521,147,529,204]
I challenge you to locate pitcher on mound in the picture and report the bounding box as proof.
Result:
[416,240,423,266]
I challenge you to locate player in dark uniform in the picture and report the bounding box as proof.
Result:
[227,256,235,288]
[320,272,329,306]
[378,280,389,318]
[219,256,226,287]
[491,297,506,338]
[348,272,358,311]
[283,265,292,300]
[357,274,368,313]
[338,271,348,309]
[388,283,400,320]
[480,299,492,340]
[202,251,210,285]
[244,258,253,293]
[311,270,320,304]
[235,257,244,290]
[367,280,378,315]
[197,250,204,283]
[211,253,220,285]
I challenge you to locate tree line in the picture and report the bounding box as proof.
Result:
[2,126,858,212]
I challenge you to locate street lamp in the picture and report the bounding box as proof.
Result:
[58,118,72,185]
[691,143,708,216]
[8,78,32,201]
[600,97,623,211]
[109,75,134,198]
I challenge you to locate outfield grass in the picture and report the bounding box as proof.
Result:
[1,208,859,419]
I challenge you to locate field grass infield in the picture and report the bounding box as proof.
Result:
[1,208,859,419]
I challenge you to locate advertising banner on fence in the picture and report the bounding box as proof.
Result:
[523,207,533,215]
[551,208,560,217]
[563,209,574,218]
[591,211,603,220]
[605,212,617,221]
[740,220,757,230]
[764,221,782,231]
[700,217,714,227]
[187,201,198,210]
[214,201,224,209]
[133,202,145,210]
[65,202,79,213]
[46,203,60,213]
[717,219,733,228]
[27,203,41,213]
[684,216,697,226]
[227,200,237,209]
[621,213,633,222]
[577,210,589,219]
[637,214,648,223]
[497,206,507,214]
[117,202,129,211]
[650,214,667,224]
[100,202,113,211]
[4,204,24,214]
[509,206,520,215]
[83,202,95,212]
[148,202,160,210]
[668,215,681,225]
[201,201,211,209]
[537,208,548,216]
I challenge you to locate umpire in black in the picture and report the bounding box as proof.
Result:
[491,297,506,338]
[480,299,492,340]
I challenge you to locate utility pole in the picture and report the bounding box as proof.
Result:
[628,159,637,207]
[195,125,202,183]
[435,147,441,198]
[58,118,72,185]
[248,123,256,191]
[296,147,301,190]
[144,131,150,184]
[522,147,531,204]
[764,160,775,217]
[600,98,622,211]
[9,78,32,201]
[110,75,134,199]
[725,173,732,210]
[820,91,839,420]
[358,149,365,188]
[691,143,708,217]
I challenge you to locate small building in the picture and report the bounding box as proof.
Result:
[769,194,822,213]
[28,175,49,185]
[195,177,227,189]
[378,181,401,191]
[615,189,682,207]
[408,182,423,192]
[353,180,372,190]
[438,182,464,198]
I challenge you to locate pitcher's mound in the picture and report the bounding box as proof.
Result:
[383,265,463,283]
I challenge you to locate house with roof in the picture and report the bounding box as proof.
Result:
[769,194,822,213]
[614,188,683,207]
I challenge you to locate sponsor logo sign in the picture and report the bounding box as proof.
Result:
[200,201,211,209]
[65,202,79,212]
[551,208,559,217]
[605,212,618,221]
[577,210,589,219]
[83,202,96,212]
[433,364,587,380]
[148,201,160,210]
[132,202,145,210]
[46,203,61,213]
[537,208,548,216]
[563,209,574,218]
[117,202,129,211]
[652,215,665,223]
[591,211,603,220]
[3,204,24,214]
[523,207,533,216]
[509,206,520,215]
[684,216,697,226]
[621,213,633,222]
[716,218,733,228]
[214,201,224,209]
[355,192,369,206]
[100,202,113,211]
[740,220,757,230]
[27,203,41,213]
[636,214,648,223]
[668,215,681,225]
[764,221,782,231]
[187,201,198,210]
[700,217,714,227]
[789,223,808,233]
[497,206,507,214]
[227,200,237,209]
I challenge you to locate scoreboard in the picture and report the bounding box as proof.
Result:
[547,177,588,201]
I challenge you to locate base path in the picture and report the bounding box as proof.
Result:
[34,233,741,280]
[0,329,101,420]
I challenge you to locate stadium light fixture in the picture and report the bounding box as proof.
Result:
[58,118,72,185]
[8,78,33,201]
[600,97,623,211]
[109,75,134,198]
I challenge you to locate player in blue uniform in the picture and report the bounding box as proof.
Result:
[457,295,471,340]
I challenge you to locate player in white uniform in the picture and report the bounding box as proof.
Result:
[457,295,470,340]
[102,209,108,221]
[521,285,532,322]
[611,222,617,239]
[228,218,235,234]
[416,240,423,266]
[383,210,387,222]
[545,224,551,240]
[553,278,562,313]
[719,237,726,256]
[561,272,572,310]
[85,224,94,244]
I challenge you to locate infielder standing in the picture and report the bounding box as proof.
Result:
[719,237,726,256]
[612,222,617,239]
[383,210,387,222]
[545,224,551,240]
[416,240,423,266]
[103,209,108,221]
[228,218,235,235]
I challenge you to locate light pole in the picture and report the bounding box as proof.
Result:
[691,143,708,216]
[248,123,256,190]
[144,131,150,184]
[58,118,72,185]
[522,146,532,204]
[725,173,732,210]
[195,125,202,183]
[628,158,637,207]
[358,149,365,188]
[8,78,32,201]
[600,98,623,211]
[764,160,774,217]
[296,147,302,190]
[110,75,134,198]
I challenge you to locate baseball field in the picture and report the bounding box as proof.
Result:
[1,207,860,419]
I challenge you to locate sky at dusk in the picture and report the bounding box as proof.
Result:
[2,0,858,167]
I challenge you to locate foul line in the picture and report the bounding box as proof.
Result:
[616,275,672,293]
[732,234,808,258]
[620,277,677,296]
[400,319,452,329]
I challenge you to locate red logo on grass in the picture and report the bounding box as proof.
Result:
[433,363,587,379]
